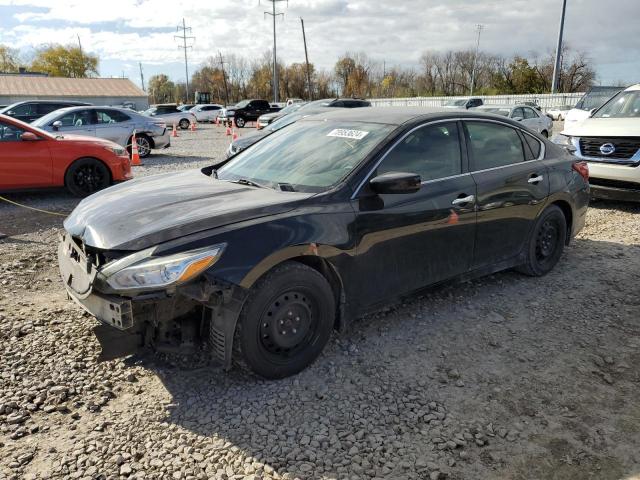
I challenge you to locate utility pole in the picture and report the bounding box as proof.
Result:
[175,18,195,103]
[218,51,230,106]
[551,0,568,94]
[300,17,313,100]
[139,62,145,92]
[262,0,287,104]
[470,24,484,95]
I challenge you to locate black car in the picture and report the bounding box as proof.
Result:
[221,99,281,128]
[0,100,92,123]
[58,107,589,379]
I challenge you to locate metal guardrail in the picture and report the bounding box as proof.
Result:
[370,92,585,109]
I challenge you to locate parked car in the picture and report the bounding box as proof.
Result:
[476,104,553,137]
[0,100,92,123]
[189,104,224,123]
[442,97,483,109]
[546,105,573,121]
[32,106,171,159]
[142,104,196,130]
[564,86,624,128]
[521,101,542,112]
[58,107,589,378]
[257,102,307,128]
[553,83,640,202]
[0,114,131,197]
[219,99,282,128]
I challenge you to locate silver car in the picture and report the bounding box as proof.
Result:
[32,106,170,158]
[475,104,553,137]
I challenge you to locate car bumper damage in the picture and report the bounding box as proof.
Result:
[57,232,247,366]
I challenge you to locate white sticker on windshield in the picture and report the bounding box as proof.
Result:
[327,129,369,140]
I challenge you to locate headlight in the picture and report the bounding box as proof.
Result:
[106,245,225,291]
[550,134,577,153]
[104,145,127,157]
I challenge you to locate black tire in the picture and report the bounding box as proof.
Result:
[541,130,549,138]
[64,158,111,197]
[235,116,246,128]
[236,262,335,379]
[517,205,567,276]
[179,118,190,130]
[127,134,152,158]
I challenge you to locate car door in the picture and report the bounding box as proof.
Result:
[352,120,476,307]
[54,109,97,137]
[0,120,52,188]
[463,120,549,269]
[522,107,541,133]
[94,109,132,146]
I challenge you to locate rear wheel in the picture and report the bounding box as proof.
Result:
[236,262,335,379]
[517,205,566,276]
[179,118,190,130]
[235,116,246,128]
[64,158,111,197]
[128,134,151,158]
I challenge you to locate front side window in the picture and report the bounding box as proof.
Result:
[466,121,525,170]
[377,122,461,182]
[58,110,94,127]
[217,120,394,192]
[0,121,26,142]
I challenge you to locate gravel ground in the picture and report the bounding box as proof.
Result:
[2,120,640,480]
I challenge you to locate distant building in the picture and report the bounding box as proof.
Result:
[0,73,149,110]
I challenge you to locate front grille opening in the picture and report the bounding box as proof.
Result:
[580,137,640,160]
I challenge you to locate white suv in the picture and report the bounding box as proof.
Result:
[554,84,640,202]
[190,104,223,122]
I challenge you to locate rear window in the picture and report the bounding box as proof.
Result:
[466,121,526,170]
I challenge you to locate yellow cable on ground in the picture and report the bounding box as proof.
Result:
[0,195,69,217]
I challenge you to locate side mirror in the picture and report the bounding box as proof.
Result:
[369,172,421,195]
[513,116,523,122]
[21,132,40,141]
[588,108,596,117]
[52,120,62,130]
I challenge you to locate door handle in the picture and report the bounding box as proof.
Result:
[528,175,544,184]
[452,194,475,206]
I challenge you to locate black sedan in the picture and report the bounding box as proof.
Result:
[58,108,590,379]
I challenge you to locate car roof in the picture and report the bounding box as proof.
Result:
[298,106,514,126]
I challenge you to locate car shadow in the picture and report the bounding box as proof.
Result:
[0,190,76,236]
[126,236,640,479]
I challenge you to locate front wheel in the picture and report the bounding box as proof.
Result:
[64,158,111,197]
[517,205,567,276]
[235,116,246,128]
[235,262,335,379]
[178,118,190,130]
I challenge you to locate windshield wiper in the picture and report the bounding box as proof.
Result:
[229,178,266,189]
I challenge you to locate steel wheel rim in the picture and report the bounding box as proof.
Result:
[73,164,104,194]
[259,290,317,358]
[535,219,559,262]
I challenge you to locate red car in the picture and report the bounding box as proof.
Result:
[0,114,132,197]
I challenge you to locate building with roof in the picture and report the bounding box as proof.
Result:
[0,74,149,110]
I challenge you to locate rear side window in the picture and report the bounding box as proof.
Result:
[96,109,130,124]
[252,101,270,110]
[523,133,542,159]
[204,105,220,111]
[466,122,525,170]
[377,122,462,182]
[523,107,538,119]
[9,103,36,116]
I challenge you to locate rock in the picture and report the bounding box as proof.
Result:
[120,463,133,475]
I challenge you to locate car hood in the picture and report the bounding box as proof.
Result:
[64,169,313,251]
[562,117,640,137]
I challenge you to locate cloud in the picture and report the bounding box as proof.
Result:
[0,0,638,84]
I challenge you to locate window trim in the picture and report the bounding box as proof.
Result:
[351,119,465,199]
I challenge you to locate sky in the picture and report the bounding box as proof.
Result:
[0,0,638,90]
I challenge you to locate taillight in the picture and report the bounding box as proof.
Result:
[572,161,589,181]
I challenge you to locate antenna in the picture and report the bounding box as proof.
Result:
[175,18,195,103]
[261,0,288,103]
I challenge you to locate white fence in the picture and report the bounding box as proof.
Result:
[370,92,584,109]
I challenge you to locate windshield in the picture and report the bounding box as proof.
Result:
[575,88,621,111]
[142,107,156,116]
[232,100,250,109]
[593,91,640,118]
[217,120,395,193]
[479,107,510,117]
[444,99,467,107]
[278,103,305,115]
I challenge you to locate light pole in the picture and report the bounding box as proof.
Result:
[262,0,287,104]
[551,0,568,93]
[470,24,484,95]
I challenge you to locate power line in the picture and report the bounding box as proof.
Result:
[300,17,313,100]
[470,24,484,95]
[175,18,195,103]
[262,0,288,104]
[551,0,567,94]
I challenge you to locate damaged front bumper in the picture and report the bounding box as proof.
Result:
[57,232,247,367]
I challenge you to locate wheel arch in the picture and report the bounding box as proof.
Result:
[549,199,573,244]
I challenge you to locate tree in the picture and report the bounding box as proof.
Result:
[31,44,98,78]
[148,74,175,104]
[0,45,20,73]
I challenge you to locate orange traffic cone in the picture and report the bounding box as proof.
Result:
[256,120,260,130]
[190,121,196,132]
[172,123,179,137]
[130,131,141,166]
[225,124,231,136]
